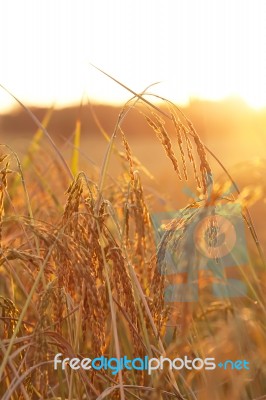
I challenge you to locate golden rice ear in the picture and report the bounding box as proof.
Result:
[139,102,212,194]
[120,127,135,184]
[183,130,202,189]
[62,173,83,224]
[185,117,212,193]
[170,105,212,193]
[143,112,182,181]
[171,112,188,180]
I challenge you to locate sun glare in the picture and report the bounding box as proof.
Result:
[0,0,266,111]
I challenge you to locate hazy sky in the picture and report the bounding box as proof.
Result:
[0,0,266,111]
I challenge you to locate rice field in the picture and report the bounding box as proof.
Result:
[0,91,266,399]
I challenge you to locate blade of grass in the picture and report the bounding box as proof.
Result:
[70,119,81,177]
[9,105,54,195]
[0,83,73,180]
[90,64,170,119]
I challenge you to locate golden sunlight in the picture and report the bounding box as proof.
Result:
[0,0,265,110]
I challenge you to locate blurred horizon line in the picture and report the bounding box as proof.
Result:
[2,94,266,115]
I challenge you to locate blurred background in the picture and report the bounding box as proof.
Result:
[0,0,265,250]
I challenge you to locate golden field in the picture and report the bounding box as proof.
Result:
[0,96,266,399]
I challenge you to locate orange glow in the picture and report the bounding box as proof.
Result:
[0,0,266,111]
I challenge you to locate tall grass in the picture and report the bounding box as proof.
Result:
[0,85,265,400]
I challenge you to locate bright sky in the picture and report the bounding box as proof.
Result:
[0,0,266,111]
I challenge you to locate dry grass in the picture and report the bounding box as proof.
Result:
[0,92,265,400]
